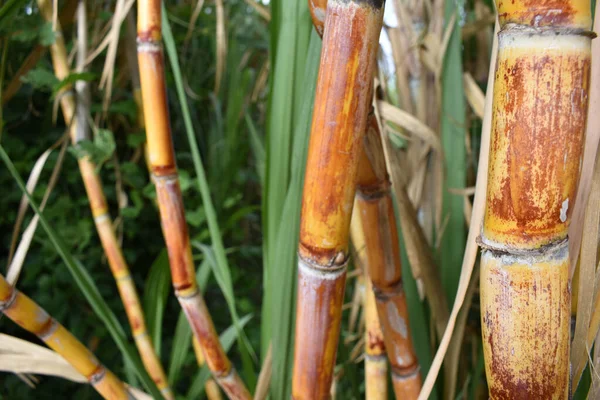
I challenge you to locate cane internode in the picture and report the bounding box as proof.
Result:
[479,1,592,397]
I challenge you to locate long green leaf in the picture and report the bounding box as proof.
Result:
[0,145,162,399]
[142,249,171,356]
[394,193,438,400]
[440,7,467,305]
[266,31,321,399]
[191,242,249,352]
[245,112,265,185]
[261,0,311,357]
[161,5,257,388]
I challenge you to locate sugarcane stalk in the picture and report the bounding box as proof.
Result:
[309,6,422,395]
[292,0,384,398]
[0,274,130,399]
[480,2,592,397]
[36,1,172,396]
[355,111,421,398]
[364,278,388,400]
[350,211,388,400]
[192,337,224,400]
[136,2,250,398]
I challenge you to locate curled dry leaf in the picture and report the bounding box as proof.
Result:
[0,334,85,383]
[377,100,441,152]
[463,72,485,119]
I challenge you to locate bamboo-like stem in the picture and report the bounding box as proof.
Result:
[480,2,592,397]
[292,0,384,397]
[0,274,130,399]
[355,112,421,398]
[350,211,388,400]
[36,1,172,397]
[136,2,250,399]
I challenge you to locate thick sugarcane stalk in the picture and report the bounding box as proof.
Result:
[355,112,421,398]
[350,211,388,400]
[480,2,592,397]
[0,275,130,399]
[292,0,384,398]
[136,2,250,398]
[36,1,171,396]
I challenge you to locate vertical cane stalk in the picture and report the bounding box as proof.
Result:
[350,211,388,400]
[292,0,384,397]
[364,278,389,399]
[0,274,130,400]
[480,1,592,397]
[356,112,421,398]
[36,1,171,396]
[136,2,250,398]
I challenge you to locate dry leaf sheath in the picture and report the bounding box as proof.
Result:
[136,1,250,398]
[479,1,592,397]
[292,0,384,397]
[0,274,130,400]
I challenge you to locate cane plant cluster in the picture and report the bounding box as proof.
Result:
[2,0,600,399]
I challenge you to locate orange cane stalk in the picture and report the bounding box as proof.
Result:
[36,0,171,396]
[292,0,385,397]
[193,337,224,400]
[136,1,250,398]
[480,1,592,397]
[0,275,130,400]
[355,112,421,398]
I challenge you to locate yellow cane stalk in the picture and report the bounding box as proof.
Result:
[136,1,250,398]
[0,275,129,400]
[480,1,592,397]
[364,278,389,400]
[36,1,171,396]
[350,212,388,400]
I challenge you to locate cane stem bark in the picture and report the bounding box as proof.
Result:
[480,2,592,397]
[356,112,421,398]
[0,275,130,400]
[350,211,388,400]
[136,2,250,398]
[292,0,384,397]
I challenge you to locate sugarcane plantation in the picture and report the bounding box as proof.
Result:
[2,0,600,399]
